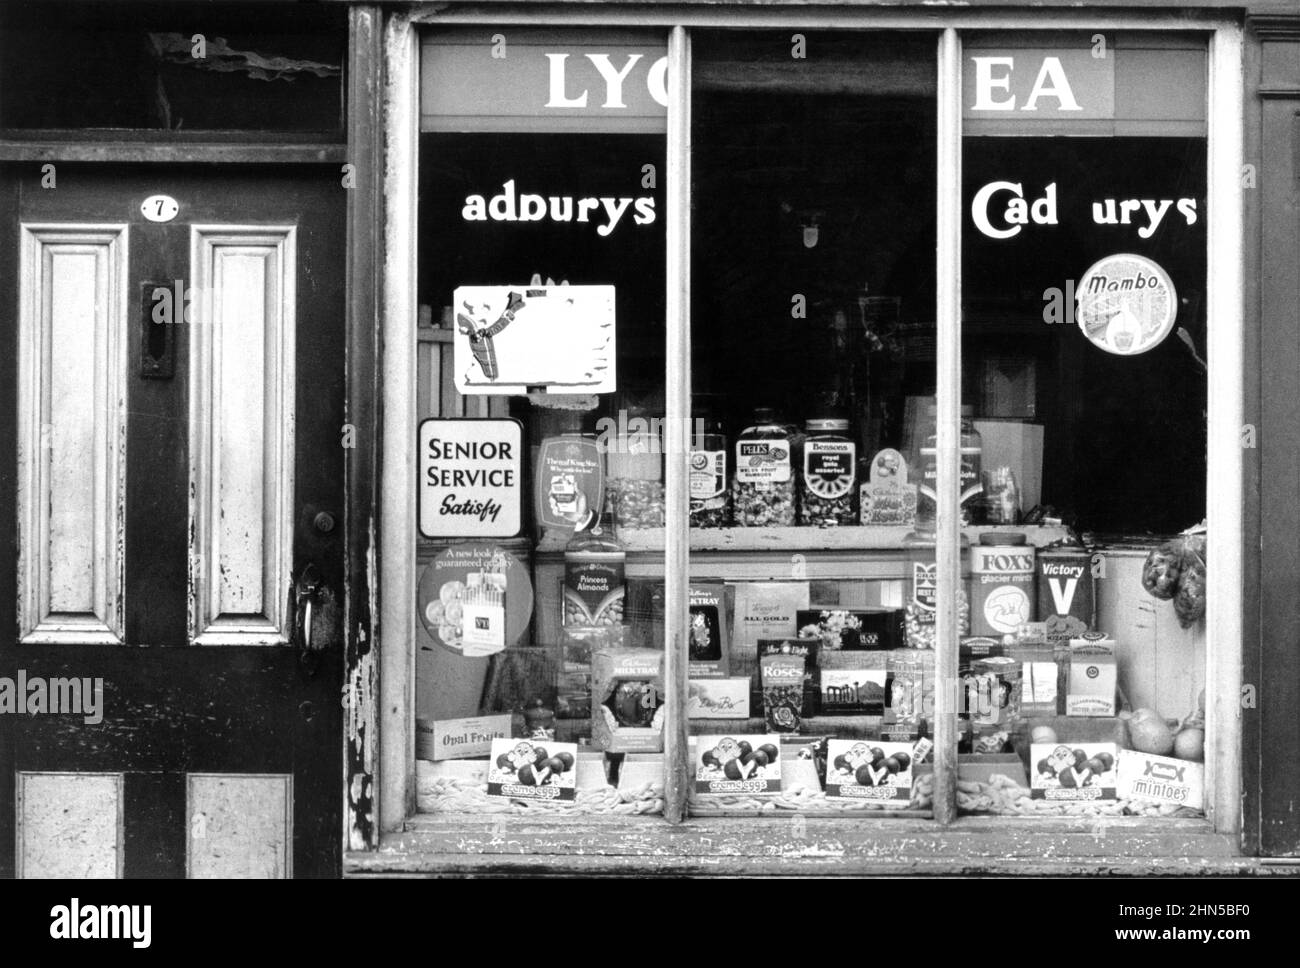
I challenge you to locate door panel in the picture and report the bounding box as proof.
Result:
[17,225,128,645]
[0,164,345,878]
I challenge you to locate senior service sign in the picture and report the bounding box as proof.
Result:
[419,418,523,538]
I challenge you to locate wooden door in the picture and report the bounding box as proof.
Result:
[0,164,346,877]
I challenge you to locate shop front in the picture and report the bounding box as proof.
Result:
[1,0,1299,879]
[349,1,1292,877]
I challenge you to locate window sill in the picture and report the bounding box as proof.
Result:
[345,813,1251,877]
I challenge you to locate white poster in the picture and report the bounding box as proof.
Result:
[453,284,615,394]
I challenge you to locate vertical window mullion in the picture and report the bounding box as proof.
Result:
[664,23,692,825]
[933,26,963,826]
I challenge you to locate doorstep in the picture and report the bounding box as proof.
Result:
[344,814,1267,877]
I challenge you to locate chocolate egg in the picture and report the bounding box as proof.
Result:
[870,747,885,764]
[496,753,514,770]
[748,750,769,768]
[1096,752,1114,771]
[556,752,575,771]
[533,747,550,766]
[737,741,753,756]
[883,756,902,774]
[893,752,911,771]
[759,744,779,763]
[546,756,566,776]
[724,758,744,780]
[517,764,537,786]
[701,750,720,769]
[1085,757,1106,776]
[855,764,876,787]
[1058,768,1077,788]
[1072,749,1088,766]
[833,754,851,773]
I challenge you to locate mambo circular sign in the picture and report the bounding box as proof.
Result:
[1075,253,1178,356]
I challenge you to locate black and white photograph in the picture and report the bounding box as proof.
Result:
[0,0,1294,938]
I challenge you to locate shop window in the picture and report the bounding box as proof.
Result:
[685,31,941,816]
[955,34,1209,819]
[402,24,1225,838]
[415,30,669,817]
[0,2,344,134]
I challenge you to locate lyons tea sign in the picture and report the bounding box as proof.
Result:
[419,418,523,538]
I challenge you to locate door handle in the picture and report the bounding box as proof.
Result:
[294,563,332,677]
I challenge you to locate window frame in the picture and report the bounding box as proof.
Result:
[366,4,1244,860]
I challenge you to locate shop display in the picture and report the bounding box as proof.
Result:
[562,518,625,627]
[523,699,557,741]
[694,735,783,794]
[487,738,580,802]
[688,584,732,677]
[860,448,917,525]
[970,533,1035,637]
[1005,626,1063,718]
[825,741,914,800]
[556,624,621,721]
[1124,707,1176,756]
[760,651,806,731]
[536,433,604,534]
[1066,633,1117,717]
[453,284,616,394]
[418,714,513,762]
[800,415,857,526]
[460,582,506,654]
[1074,253,1178,356]
[689,412,730,528]
[592,647,665,753]
[758,638,817,716]
[883,651,927,740]
[605,405,665,530]
[731,582,809,697]
[797,608,903,651]
[902,529,971,649]
[917,404,983,527]
[818,658,887,716]
[1030,743,1119,800]
[1117,750,1205,808]
[732,407,797,526]
[1141,530,1207,629]
[419,544,532,656]
[687,678,751,719]
[981,466,1021,525]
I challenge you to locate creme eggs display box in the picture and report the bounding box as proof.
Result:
[487,738,579,802]
[824,740,915,800]
[1030,742,1119,800]
[693,734,782,794]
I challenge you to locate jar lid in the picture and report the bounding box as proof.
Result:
[979,532,1028,546]
[806,417,849,432]
[752,406,779,424]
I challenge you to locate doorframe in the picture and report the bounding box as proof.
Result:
[365,4,1247,853]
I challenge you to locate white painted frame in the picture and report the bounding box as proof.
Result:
[376,7,1245,841]
[188,226,297,647]
[17,224,128,646]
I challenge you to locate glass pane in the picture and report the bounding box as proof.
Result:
[0,3,344,132]
[415,29,668,818]
[957,33,1208,819]
[686,30,940,817]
